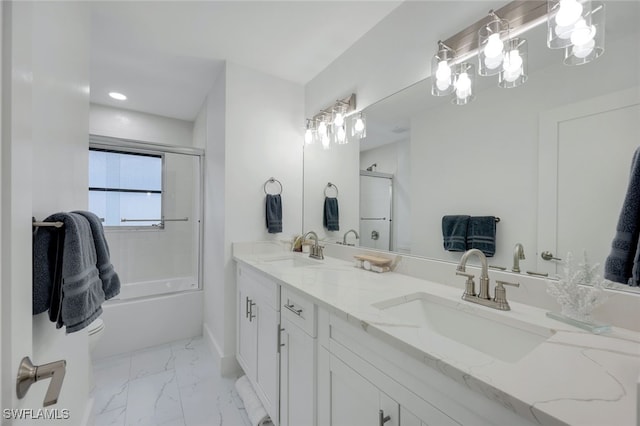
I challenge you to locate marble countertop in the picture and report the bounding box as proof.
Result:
[233,248,640,426]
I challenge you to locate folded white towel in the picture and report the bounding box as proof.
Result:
[235,375,272,426]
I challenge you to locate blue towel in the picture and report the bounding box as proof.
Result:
[33,213,105,332]
[266,194,283,234]
[324,197,339,231]
[467,216,496,257]
[73,210,121,299]
[605,147,640,286]
[442,215,470,252]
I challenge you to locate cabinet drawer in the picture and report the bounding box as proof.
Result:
[282,286,317,337]
[237,263,280,310]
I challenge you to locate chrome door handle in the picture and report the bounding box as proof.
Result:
[16,357,66,406]
[379,410,391,426]
[541,251,562,261]
[249,301,256,322]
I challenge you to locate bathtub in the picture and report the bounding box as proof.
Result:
[92,284,203,359]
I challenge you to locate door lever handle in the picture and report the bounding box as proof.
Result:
[16,356,66,406]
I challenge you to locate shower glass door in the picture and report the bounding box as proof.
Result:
[359,171,393,251]
[89,136,203,299]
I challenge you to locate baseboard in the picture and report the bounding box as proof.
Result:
[81,395,95,426]
[203,323,241,377]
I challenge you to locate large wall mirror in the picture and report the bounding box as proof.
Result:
[303,2,640,293]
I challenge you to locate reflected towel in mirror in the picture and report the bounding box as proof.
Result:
[466,216,496,257]
[442,215,470,252]
[324,197,340,231]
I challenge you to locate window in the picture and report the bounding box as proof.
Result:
[89,147,163,228]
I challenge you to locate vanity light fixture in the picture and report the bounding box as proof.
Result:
[108,91,127,101]
[478,11,509,76]
[429,0,605,104]
[431,41,456,96]
[304,94,359,148]
[304,119,315,145]
[563,2,604,66]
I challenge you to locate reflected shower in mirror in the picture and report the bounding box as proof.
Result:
[302,2,640,293]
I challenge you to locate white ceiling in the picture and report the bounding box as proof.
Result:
[90,1,403,121]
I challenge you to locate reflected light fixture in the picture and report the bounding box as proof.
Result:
[499,37,528,88]
[563,2,604,65]
[452,63,475,105]
[548,0,592,49]
[352,112,366,139]
[304,94,359,149]
[108,91,127,101]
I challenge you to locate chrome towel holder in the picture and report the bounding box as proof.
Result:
[324,182,339,198]
[264,177,283,195]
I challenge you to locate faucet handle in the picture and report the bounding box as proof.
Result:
[456,272,476,297]
[493,280,520,311]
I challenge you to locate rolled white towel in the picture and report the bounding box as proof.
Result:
[235,375,272,426]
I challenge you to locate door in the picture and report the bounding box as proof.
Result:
[538,88,640,274]
[3,2,91,424]
[329,354,399,426]
[280,318,315,426]
[360,172,393,251]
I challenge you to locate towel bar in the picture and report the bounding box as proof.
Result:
[120,217,189,222]
[32,220,64,228]
[325,182,339,197]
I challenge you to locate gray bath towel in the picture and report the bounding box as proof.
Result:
[33,213,105,332]
[73,210,121,299]
[265,194,283,233]
[324,197,339,231]
[33,222,64,316]
[466,216,496,257]
[442,215,470,252]
[605,146,640,286]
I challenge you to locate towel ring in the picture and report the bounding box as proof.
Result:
[324,182,339,198]
[264,177,283,195]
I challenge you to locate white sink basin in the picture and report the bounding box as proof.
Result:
[261,255,321,268]
[373,292,555,363]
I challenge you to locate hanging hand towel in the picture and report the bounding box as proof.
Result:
[33,213,105,332]
[441,215,470,252]
[605,146,640,286]
[266,194,283,233]
[466,216,496,257]
[324,197,340,231]
[74,210,121,299]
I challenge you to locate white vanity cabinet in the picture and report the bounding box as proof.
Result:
[279,286,317,426]
[236,264,280,424]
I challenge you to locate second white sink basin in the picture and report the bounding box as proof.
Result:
[373,292,555,363]
[262,255,321,268]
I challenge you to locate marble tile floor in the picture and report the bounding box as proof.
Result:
[92,336,253,426]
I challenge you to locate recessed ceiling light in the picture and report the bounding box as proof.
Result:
[108,92,127,101]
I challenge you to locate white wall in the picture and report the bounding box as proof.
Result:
[28,2,91,423]
[201,62,304,374]
[90,104,193,147]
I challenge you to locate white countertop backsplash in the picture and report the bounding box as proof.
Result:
[232,241,640,426]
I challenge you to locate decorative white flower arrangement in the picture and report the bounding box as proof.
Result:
[546,251,611,323]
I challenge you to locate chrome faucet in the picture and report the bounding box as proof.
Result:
[512,243,525,273]
[342,229,359,246]
[301,231,324,260]
[456,249,520,311]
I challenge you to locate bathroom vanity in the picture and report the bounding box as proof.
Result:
[234,242,640,426]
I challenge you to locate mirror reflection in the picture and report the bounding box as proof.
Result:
[303,2,640,293]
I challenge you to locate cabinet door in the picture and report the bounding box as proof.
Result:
[237,278,257,378]
[330,354,398,426]
[255,300,279,423]
[280,318,316,426]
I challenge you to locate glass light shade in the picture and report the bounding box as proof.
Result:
[478,18,509,76]
[548,0,592,49]
[431,45,455,96]
[351,112,366,139]
[317,119,328,141]
[563,2,604,65]
[451,62,476,105]
[499,38,528,88]
[332,104,346,127]
[336,125,347,144]
[304,119,315,145]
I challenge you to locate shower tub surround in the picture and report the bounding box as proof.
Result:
[233,241,640,426]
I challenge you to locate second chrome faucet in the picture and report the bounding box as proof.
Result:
[456,249,519,311]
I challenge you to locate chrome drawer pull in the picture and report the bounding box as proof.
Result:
[284,303,303,316]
